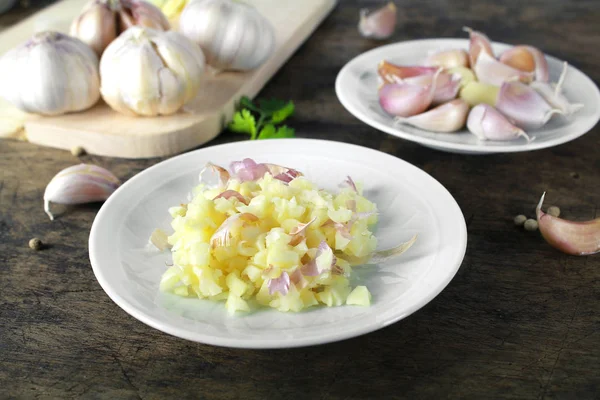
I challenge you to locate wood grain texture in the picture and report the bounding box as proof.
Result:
[1,0,600,399]
[0,0,336,158]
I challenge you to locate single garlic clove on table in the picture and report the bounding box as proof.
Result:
[0,31,100,116]
[179,0,275,71]
[44,164,120,220]
[100,27,205,116]
[358,2,397,40]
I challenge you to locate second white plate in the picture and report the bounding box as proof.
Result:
[336,38,600,154]
[89,139,467,348]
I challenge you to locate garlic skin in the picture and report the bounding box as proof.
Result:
[467,104,530,141]
[496,80,563,130]
[500,45,549,82]
[530,62,583,116]
[395,99,469,133]
[463,26,494,66]
[473,51,533,86]
[536,192,600,256]
[100,27,205,116]
[44,164,120,220]
[179,0,275,71]
[358,2,397,40]
[425,49,469,69]
[71,0,170,56]
[0,31,100,116]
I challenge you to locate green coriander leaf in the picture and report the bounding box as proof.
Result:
[228,109,257,139]
[239,96,261,114]
[257,98,288,114]
[258,124,295,140]
[270,101,295,124]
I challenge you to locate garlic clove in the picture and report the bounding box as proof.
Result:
[459,81,500,107]
[379,70,440,117]
[390,69,459,104]
[473,51,534,86]
[425,49,470,69]
[463,26,494,66]
[447,66,476,88]
[395,99,469,132]
[466,104,531,141]
[44,164,120,220]
[496,80,563,130]
[377,61,438,84]
[536,192,600,256]
[499,45,549,82]
[358,2,397,40]
[70,2,117,56]
[530,62,583,116]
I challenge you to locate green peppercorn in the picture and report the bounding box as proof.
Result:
[514,215,527,226]
[547,206,560,217]
[524,219,538,231]
[29,238,43,250]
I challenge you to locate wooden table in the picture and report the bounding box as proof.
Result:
[1,1,599,398]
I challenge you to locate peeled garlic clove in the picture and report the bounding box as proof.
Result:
[425,49,470,68]
[395,99,469,132]
[499,45,549,82]
[467,104,530,141]
[377,61,438,84]
[447,66,476,88]
[530,62,583,116]
[379,71,439,117]
[0,31,100,116]
[179,0,275,71]
[536,193,600,256]
[358,2,397,40]
[70,1,117,56]
[100,27,205,116]
[459,81,499,107]
[44,164,120,220]
[496,80,563,130]
[473,51,534,86]
[463,26,494,66]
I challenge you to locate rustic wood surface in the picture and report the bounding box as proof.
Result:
[1,0,599,399]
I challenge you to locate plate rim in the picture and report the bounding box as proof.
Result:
[89,138,468,348]
[335,37,600,154]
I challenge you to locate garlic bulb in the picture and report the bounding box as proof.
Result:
[71,0,170,56]
[0,31,100,116]
[179,0,275,71]
[100,27,205,116]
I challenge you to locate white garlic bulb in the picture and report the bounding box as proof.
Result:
[71,0,170,56]
[100,26,205,116]
[179,0,275,71]
[0,31,100,116]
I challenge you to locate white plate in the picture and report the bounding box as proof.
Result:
[89,139,467,348]
[336,38,600,154]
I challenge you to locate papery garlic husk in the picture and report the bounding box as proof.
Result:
[530,62,583,117]
[44,164,120,220]
[179,0,275,71]
[378,71,440,117]
[474,51,534,86]
[536,192,600,256]
[499,45,549,82]
[425,49,470,69]
[496,80,563,130]
[71,0,170,56]
[358,2,397,40]
[463,26,494,66]
[459,81,499,107]
[467,104,531,141]
[0,31,100,116]
[100,27,205,116]
[377,60,438,84]
[395,99,469,132]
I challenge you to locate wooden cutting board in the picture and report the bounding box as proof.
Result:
[0,0,337,158]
